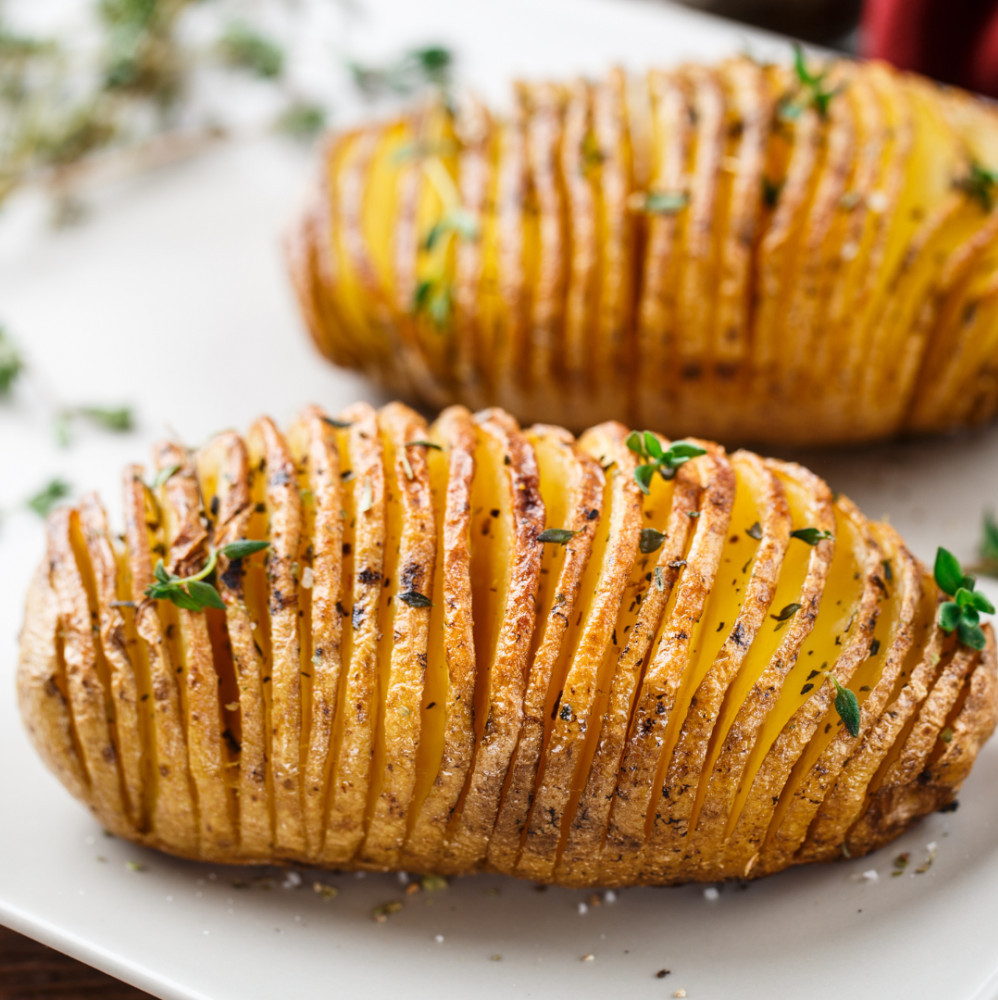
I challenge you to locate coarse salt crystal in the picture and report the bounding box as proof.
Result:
[577,902,588,915]
[435,934,445,944]
[674,990,687,998]
[581,953,595,962]
[302,567,314,589]
[283,871,302,889]
[703,887,720,901]
[868,191,888,213]
[398,871,410,885]
[841,241,859,261]
[862,869,878,882]
[926,841,937,853]
[604,890,617,903]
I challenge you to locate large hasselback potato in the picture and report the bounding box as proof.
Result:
[288,56,998,446]
[18,403,997,886]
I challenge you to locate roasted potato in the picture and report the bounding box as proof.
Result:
[288,56,998,446]
[17,403,997,885]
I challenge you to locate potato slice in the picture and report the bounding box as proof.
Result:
[634,70,690,430]
[195,432,271,861]
[640,451,790,882]
[600,444,734,885]
[318,403,385,865]
[522,82,569,423]
[440,409,545,872]
[556,455,700,886]
[559,77,600,429]
[45,508,130,833]
[17,561,89,807]
[281,409,345,857]
[590,69,635,420]
[401,407,478,868]
[359,404,436,867]
[487,425,603,873]
[758,521,925,873]
[515,422,643,882]
[452,95,496,410]
[156,444,237,859]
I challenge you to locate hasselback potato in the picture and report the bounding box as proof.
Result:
[18,403,997,886]
[288,55,998,446]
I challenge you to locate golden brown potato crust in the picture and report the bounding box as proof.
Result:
[17,404,998,886]
[288,57,998,446]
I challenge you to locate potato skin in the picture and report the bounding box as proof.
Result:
[17,404,998,886]
[288,56,998,447]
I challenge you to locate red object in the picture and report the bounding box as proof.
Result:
[862,0,998,97]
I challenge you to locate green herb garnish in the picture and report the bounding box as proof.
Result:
[423,208,480,251]
[762,177,783,208]
[934,547,994,650]
[151,464,181,490]
[639,527,666,554]
[959,162,998,212]
[780,44,839,120]
[771,602,802,630]
[399,590,433,608]
[405,440,442,451]
[218,23,284,79]
[0,326,24,396]
[828,674,861,737]
[538,528,579,545]
[412,277,453,327]
[972,511,998,577]
[275,101,326,140]
[348,45,453,99]
[27,478,72,517]
[746,521,763,541]
[625,431,706,494]
[145,540,269,612]
[790,527,833,546]
[630,191,689,215]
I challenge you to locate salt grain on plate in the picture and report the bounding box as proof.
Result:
[577,902,588,915]
[703,887,720,901]
[282,871,302,889]
[435,934,445,944]
[674,990,687,998]
[398,871,410,885]
[604,890,617,904]
[581,953,595,962]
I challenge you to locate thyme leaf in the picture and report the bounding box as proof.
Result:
[538,528,579,545]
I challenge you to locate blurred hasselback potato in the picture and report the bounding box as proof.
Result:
[18,403,997,886]
[288,54,998,446]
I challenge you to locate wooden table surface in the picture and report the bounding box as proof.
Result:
[0,925,152,1000]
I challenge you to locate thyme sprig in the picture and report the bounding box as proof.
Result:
[791,527,833,545]
[779,44,839,121]
[625,431,706,494]
[348,45,453,99]
[971,512,998,577]
[0,326,24,395]
[145,539,270,613]
[960,161,998,212]
[934,547,994,650]
[827,674,861,737]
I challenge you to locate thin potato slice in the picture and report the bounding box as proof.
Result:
[634,70,690,430]
[487,425,603,873]
[523,82,569,423]
[121,467,198,855]
[401,407,478,868]
[320,403,387,865]
[556,456,700,887]
[17,562,90,806]
[640,451,790,882]
[196,432,272,861]
[600,444,735,885]
[47,510,129,830]
[758,521,925,873]
[156,443,237,859]
[440,409,545,873]
[283,409,346,858]
[515,422,643,882]
[360,405,436,867]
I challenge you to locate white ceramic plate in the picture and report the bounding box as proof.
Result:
[2,2,998,998]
